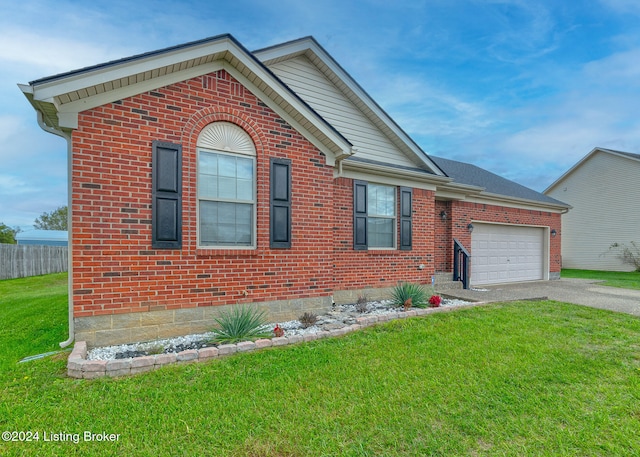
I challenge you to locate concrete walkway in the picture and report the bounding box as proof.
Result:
[444,278,640,317]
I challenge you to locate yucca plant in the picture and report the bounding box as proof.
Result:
[209,305,273,344]
[391,282,428,309]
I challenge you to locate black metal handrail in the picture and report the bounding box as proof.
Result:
[453,238,471,289]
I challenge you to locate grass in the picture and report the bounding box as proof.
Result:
[562,268,640,290]
[1,274,640,456]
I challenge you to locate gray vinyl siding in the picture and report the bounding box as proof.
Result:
[267,56,419,169]
[546,151,640,271]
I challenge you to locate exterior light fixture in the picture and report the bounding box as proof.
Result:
[440,210,447,220]
[550,229,557,237]
[467,223,474,232]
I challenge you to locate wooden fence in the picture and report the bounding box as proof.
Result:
[0,244,69,280]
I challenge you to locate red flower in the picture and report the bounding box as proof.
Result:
[429,295,442,307]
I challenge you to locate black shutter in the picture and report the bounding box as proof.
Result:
[399,187,413,250]
[270,158,292,248]
[152,141,182,249]
[353,180,368,250]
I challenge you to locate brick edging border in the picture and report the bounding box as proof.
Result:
[67,303,484,379]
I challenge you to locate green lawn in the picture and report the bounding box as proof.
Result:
[1,273,640,456]
[562,268,640,290]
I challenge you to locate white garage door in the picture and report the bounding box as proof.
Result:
[471,224,544,285]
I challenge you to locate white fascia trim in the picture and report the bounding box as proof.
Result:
[465,192,571,213]
[339,160,450,190]
[30,37,237,101]
[254,39,311,62]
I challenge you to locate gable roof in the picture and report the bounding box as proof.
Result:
[20,34,570,212]
[19,34,352,164]
[431,155,570,209]
[544,147,640,194]
[254,36,446,177]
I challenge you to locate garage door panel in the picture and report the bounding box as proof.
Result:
[471,224,544,285]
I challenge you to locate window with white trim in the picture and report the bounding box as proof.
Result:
[197,122,256,248]
[354,181,412,251]
[367,183,396,248]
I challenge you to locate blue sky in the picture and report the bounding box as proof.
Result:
[2,0,640,229]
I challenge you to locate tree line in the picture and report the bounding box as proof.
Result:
[0,206,67,244]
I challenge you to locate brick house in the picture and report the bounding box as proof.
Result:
[20,35,569,347]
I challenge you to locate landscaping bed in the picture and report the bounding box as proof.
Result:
[74,298,473,378]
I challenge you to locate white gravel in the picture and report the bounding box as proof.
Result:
[86,297,471,361]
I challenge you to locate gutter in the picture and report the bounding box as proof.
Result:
[35,110,75,349]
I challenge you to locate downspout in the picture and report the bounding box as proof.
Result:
[335,147,357,177]
[36,111,74,348]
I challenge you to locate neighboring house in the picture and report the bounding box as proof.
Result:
[20,34,569,347]
[16,230,68,246]
[544,147,640,271]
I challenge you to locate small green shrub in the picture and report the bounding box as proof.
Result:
[210,305,273,344]
[298,312,318,329]
[146,344,165,355]
[391,282,428,308]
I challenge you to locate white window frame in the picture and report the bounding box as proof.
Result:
[196,122,257,250]
[367,183,397,250]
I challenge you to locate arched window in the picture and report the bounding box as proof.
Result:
[197,122,256,248]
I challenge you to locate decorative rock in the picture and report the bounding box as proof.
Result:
[67,359,84,372]
[107,368,131,377]
[217,344,237,356]
[130,365,154,375]
[176,350,198,362]
[83,370,106,379]
[131,356,155,368]
[236,341,256,352]
[198,347,219,360]
[271,337,289,346]
[285,335,303,345]
[106,358,131,377]
[254,339,273,349]
[83,360,107,373]
[129,356,155,374]
[106,359,131,371]
[71,297,474,378]
[68,370,83,379]
[303,333,319,342]
[323,323,347,331]
[154,353,177,366]
[72,341,87,359]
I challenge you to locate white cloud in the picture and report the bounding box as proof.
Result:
[0,116,23,143]
[0,28,129,75]
[598,0,640,15]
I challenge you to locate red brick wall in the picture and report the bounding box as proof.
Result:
[71,70,336,318]
[434,200,452,272]
[448,201,562,273]
[332,178,436,290]
[69,69,562,321]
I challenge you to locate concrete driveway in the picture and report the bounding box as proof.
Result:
[445,278,640,317]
